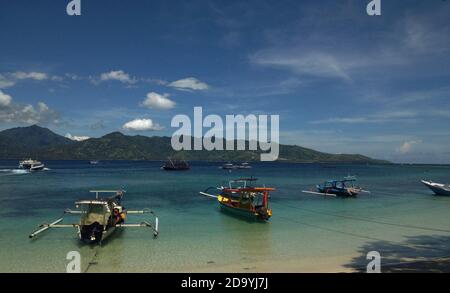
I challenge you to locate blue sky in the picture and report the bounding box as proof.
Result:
[1,0,450,163]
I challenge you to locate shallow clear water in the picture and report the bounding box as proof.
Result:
[1,160,450,272]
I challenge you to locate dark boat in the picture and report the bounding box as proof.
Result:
[421,180,450,196]
[314,176,363,197]
[161,159,190,171]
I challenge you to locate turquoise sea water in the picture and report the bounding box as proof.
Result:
[1,160,450,272]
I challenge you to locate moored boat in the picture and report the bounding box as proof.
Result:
[200,178,274,221]
[221,162,235,169]
[237,162,252,169]
[421,180,450,196]
[303,176,368,198]
[29,190,159,244]
[161,159,190,171]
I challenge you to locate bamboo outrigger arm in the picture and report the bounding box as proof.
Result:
[29,218,79,239]
[64,209,85,214]
[124,209,159,238]
[301,190,337,197]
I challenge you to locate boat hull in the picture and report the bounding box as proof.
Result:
[30,164,45,171]
[317,187,358,198]
[218,202,269,221]
[422,180,450,196]
[79,223,116,244]
[162,166,190,171]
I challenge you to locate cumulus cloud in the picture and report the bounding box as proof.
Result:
[65,133,90,141]
[0,91,60,125]
[0,90,12,107]
[169,77,209,91]
[122,118,163,131]
[397,141,420,154]
[99,70,136,84]
[141,92,176,110]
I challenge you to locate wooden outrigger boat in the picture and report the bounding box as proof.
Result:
[200,178,274,221]
[29,190,159,244]
[303,176,370,198]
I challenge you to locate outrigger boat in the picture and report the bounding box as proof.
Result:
[421,180,450,196]
[29,190,159,244]
[200,178,274,221]
[303,176,369,198]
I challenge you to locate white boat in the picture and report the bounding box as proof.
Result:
[421,180,450,196]
[19,159,45,171]
[237,162,252,169]
[221,162,236,169]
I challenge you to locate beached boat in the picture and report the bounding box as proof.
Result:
[19,159,45,171]
[161,159,190,171]
[29,190,159,244]
[421,180,450,196]
[200,178,274,221]
[303,176,368,198]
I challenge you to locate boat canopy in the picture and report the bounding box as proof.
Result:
[78,202,111,226]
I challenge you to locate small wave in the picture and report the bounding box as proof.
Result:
[0,169,30,176]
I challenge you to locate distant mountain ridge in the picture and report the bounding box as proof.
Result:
[0,125,389,163]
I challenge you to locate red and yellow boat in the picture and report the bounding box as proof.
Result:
[201,178,274,221]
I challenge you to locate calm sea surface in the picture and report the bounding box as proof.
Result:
[1,160,450,272]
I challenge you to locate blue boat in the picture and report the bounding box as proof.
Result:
[316,176,362,197]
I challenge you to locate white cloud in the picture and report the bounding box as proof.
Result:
[12,71,48,81]
[99,70,136,84]
[122,118,163,131]
[0,91,60,124]
[0,101,60,125]
[310,110,419,125]
[65,133,90,141]
[141,92,176,110]
[0,90,12,107]
[169,77,209,91]
[397,141,420,154]
[0,74,15,89]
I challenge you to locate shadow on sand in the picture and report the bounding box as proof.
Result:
[344,234,450,273]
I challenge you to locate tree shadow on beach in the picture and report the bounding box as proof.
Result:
[344,234,450,273]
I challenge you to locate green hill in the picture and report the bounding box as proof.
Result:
[0,125,388,163]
